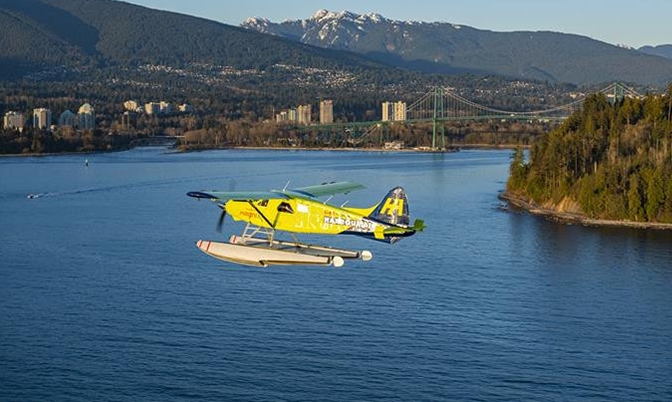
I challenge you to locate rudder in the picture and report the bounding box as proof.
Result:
[368,187,410,227]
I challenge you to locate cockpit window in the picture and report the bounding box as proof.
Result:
[277,202,294,214]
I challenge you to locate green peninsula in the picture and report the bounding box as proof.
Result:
[505,85,672,226]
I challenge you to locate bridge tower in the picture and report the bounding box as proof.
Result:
[432,87,446,150]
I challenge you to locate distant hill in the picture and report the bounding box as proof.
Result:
[241,10,672,86]
[639,44,672,60]
[2,0,595,128]
[0,0,382,80]
[3,1,670,89]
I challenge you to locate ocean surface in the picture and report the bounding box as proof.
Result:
[1,147,671,401]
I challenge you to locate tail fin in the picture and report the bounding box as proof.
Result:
[368,187,410,227]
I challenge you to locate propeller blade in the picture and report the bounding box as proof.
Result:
[216,207,226,233]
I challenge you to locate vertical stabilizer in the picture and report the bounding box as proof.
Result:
[368,187,410,227]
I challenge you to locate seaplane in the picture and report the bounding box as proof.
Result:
[187,181,424,267]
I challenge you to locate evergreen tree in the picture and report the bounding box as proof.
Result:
[507,87,672,223]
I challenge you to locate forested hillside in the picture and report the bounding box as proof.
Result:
[0,0,381,79]
[242,10,672,87]
[507,86,672,223]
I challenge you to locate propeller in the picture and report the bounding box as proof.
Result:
[215,180,235,233]
[216,205,227,233]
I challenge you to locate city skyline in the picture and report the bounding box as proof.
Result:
[120,0,672,48]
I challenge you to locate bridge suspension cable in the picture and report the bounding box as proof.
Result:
[407,82,640,122]
[403,82,642,148]
[302,82,642,151]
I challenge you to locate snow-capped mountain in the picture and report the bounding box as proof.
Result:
[241,10,672,86]
[241,9,462,60]
[242,10,396,49]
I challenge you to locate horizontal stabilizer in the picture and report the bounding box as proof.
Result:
[413,219,426,231]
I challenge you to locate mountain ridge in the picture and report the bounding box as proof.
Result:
[0,0,385,80]
[638,44,672,60]
[241,10,672,86]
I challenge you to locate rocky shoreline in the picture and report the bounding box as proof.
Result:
[499,192,672,231]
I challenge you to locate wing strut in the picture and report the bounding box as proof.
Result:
[247,200,275,228]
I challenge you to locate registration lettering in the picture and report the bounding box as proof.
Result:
[323,215,375,232]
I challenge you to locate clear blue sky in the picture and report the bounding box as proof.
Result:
[120,0,671,48]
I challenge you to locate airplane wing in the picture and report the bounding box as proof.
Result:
[187,181,363,201]
[187,191,289,201]
[288,181,365,198]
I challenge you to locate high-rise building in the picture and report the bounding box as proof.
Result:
[3,111,25,132]
[319,100,333,124]
[393,101,407,121]
[276,111,289,123]
[145,102,161,115]
[58,110,75,127]
[288,108,298,122]
[123,100,139,112]
[77,103,95,130]
[382,102,392,121]
[121,111,137,131]
[382,101,407,122]
[33,108,52,129]
[160,101,172,114]
[298,104,312,125]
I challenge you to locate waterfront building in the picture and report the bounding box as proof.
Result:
[384,141,405,150]
[33,108,52,130]
[275,108,304,124]
[58,110,75,127]
[3,111,25,132]
[77,103,95,130]
[319,100,333,124]
[288,108,298,122]
[276,111,289,123]
[394,101,407,121]
[382,101,407,122]
[298,104,312,125]
[382,102,391,121]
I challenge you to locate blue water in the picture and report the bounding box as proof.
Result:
[1,148,671,401]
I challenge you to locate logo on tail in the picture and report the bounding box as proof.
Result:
[369,187,410,227]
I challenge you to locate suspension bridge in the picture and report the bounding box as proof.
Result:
[300,82,642,150]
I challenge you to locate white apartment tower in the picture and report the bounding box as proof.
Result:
[297,104,312,125]
[3,111,25,131]
[319,100,333,124]
[77,103,95,130]
[33,108,52,129]
[382,101,407,122]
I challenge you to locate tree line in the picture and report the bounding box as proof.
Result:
[507,84,672,223]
